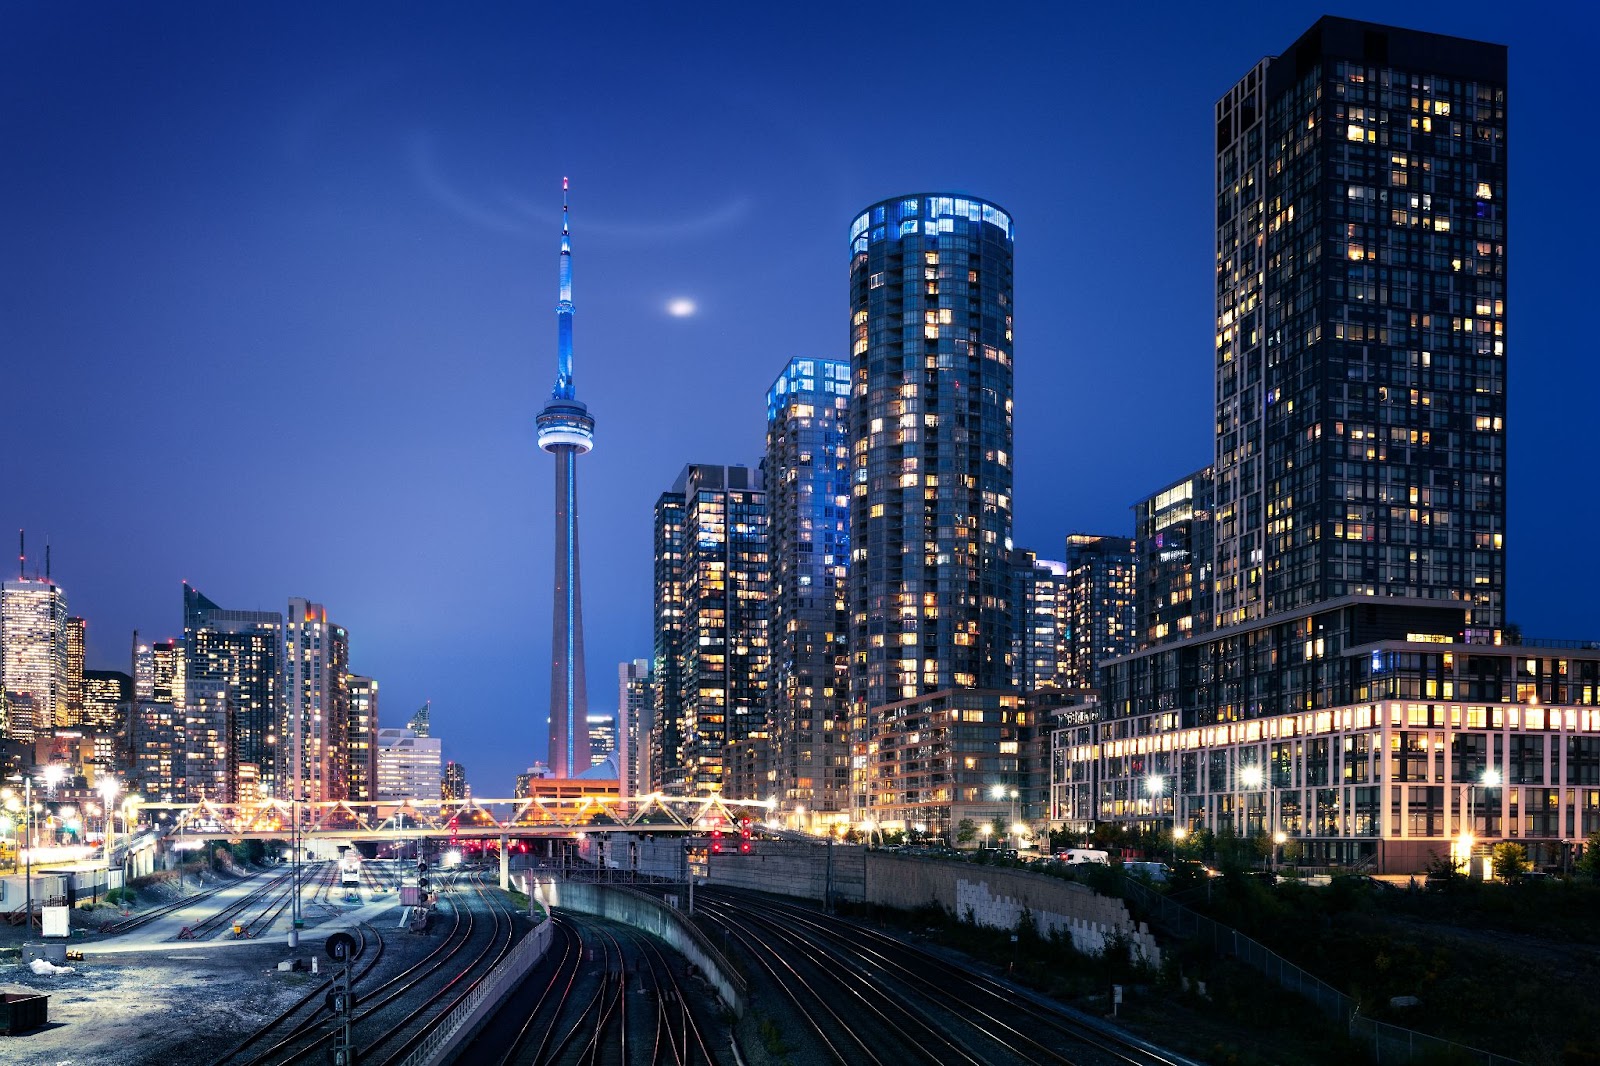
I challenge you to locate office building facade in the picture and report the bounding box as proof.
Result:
[765,358,853,823]
[1,577,69,738]
[183,584,282,802]
[376,726,442,802]
[848,194,1018,824]
[442,759,466,801]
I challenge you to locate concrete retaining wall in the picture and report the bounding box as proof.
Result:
[570,834,1157,964]
[529,877,748,1017]
[864,853,1160,964]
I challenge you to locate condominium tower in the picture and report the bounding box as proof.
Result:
[847,194,1019,826]
[183,583,282,801]
[1212,16,1506,630]
[651,464,769,795]
[764,358,852,821]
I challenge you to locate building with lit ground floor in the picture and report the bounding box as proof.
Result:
[863,688,1045,840]
[1055,597,1600,873]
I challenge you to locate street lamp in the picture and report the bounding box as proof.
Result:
[981,824,993,850]
[1272,830,1287,871]
[1172,825,1188,865]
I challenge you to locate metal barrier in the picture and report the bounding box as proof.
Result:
[394,916,554,1066]
[1104,873,1520,1065]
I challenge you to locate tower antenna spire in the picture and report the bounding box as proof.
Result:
[17,529,23,580]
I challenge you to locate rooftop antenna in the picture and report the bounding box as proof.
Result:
[17,529,23,580]
[45,540,51,582]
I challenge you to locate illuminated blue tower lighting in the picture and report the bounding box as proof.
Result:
[536,177,594,778]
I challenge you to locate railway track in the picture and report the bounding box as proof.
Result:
[177,862,336,941]
[220,869,524,1066]
[467,911,720,1066]
[696,889,1194,1066]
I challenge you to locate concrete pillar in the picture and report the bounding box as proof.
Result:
[500,833,510,890]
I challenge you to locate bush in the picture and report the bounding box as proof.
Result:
[1491,842,1531,882]
[105,887,138,906]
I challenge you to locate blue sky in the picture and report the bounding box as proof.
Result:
[3,2,1595,793]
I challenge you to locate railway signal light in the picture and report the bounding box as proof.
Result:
[710,829,723,854]
[739,817,752,854]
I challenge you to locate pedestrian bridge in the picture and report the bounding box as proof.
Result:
[136,791,774,843]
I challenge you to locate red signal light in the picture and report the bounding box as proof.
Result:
[739,840,751,854]
[711,828,723,854]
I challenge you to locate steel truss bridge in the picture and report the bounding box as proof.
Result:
[134,793,774,843]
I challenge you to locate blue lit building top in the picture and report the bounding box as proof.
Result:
[766,357,851,422]
[849,194,1013,255]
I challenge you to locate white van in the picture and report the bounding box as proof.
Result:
[1056,848,1110,865]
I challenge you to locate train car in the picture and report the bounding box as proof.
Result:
[340,856,362,886]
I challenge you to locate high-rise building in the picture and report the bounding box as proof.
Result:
[1133,467,1215,648]
[1013,552,1072,694]
[63,616,85,728]
[346,674,379,802]
[183,584,282,802]
[652,464,769,796]
[1,577,69,738]
[764,357,852,821]
[376,726,442,801]
[136,639,183,707]
[1077,18,1521,872]
[848,194,1017,823]
[83,669,131,732]
[183,678,229,800]
[283,598,348,802]
[131,700,180,799]
[441,759,466,801]
[586,712,615,768]
[408,701,430,737]
[651,492,686,793]
[617,658,651,798]
[536,178,595,778]
[1212,16,1505,631]
[1063,534,1137,690]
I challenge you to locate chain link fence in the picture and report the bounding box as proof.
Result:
[1104,873,1519,1065]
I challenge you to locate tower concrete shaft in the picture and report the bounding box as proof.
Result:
[536,177,594,777]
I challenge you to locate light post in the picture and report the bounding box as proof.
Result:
[1172,825,1188,866]
[288,794,304,949]
[1145,774,1166,855]
[981,824,993,850]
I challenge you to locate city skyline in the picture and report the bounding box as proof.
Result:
[3,3,1595,794]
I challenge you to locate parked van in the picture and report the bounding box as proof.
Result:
[1125,860,1171,883]
[1056,848,1110,865]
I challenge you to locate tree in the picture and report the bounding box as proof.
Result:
[955,818,977,845]
[1578,831,1600,881]
[1491,841,1531,882]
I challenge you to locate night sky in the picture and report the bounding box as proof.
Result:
[3,2,1595,795]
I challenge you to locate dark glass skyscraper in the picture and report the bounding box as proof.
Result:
[764,358,852,821]
[1214,17,1506,630]
[183,583,282,802]
[537,179,594,778]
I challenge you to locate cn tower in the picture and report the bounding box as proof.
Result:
[536,178,594,777]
